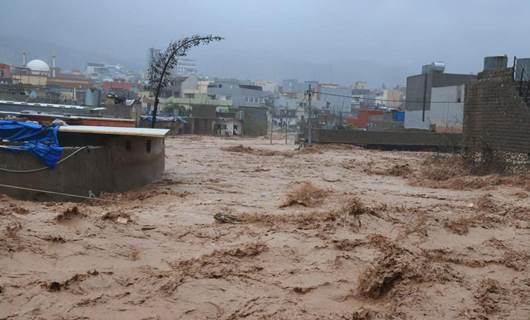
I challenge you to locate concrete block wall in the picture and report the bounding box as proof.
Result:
[312,129,462,150]
[463,69,530,153]
[240,107,268,137]
[0,134,165,201]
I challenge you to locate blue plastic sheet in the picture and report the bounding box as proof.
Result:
[392,111,405,122]
[0,120,63,168]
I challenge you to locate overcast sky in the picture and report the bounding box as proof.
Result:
[1,0,529,86]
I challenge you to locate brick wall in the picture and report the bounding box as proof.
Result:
[463,68,530,153]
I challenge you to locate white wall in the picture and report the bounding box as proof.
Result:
[430,85,464,133]
[404,110,431,130]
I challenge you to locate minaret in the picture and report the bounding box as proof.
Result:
[51,54,56,77]
[22,50,27,66]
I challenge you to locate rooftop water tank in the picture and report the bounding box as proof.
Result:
[483,56,508,71]
[84,88,101,107]
[422,62,445,74]
[515,58,530,81]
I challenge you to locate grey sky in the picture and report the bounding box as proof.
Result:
[1,0,529,86]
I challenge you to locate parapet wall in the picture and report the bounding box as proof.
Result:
[463,68,530,153]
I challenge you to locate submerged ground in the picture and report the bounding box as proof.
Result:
[1,135,529,319]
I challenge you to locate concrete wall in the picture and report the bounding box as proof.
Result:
[0,134,165,201]
[100,103,139,119]
[240,106,268,136]
[312,128,462,150]
[404,110,431,130]
[463,68,530,153]
[190,105,217,119]
[430,85,464,133]
[139,119,182,135]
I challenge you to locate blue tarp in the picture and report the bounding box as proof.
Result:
[392,111,405,122]
[0,120,63,168]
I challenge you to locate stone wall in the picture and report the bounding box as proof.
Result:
[463,68,530,153]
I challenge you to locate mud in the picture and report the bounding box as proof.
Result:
[1,135,529,319]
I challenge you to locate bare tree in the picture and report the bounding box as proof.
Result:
[147,34,223,128]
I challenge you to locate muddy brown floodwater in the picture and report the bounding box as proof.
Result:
[1,136,529,319]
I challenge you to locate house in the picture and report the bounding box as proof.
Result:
[347,109,385,129]
[189,104,217,135]
[214,109,242,136]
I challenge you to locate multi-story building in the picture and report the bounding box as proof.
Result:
[404,62,476,130]
[0,64,12,84]
[317,86,352,114]
[378,89,405,110]
[175,58,198,76]
[280,79,307,96]
[160,75,199,99]
[207,79,273,108]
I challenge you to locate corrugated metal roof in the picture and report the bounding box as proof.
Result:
[58,125,169,137]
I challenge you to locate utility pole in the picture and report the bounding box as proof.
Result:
[270,108,273,144]
[307,84,312,146]
[270,108,273,145]
[285,106,288,144]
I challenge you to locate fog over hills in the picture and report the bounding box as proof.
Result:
[1,0,529,86]
[0,35,140,72]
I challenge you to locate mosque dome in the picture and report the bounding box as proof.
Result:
[26,59,50,73]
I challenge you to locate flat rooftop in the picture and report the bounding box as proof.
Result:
[58,125,169,138]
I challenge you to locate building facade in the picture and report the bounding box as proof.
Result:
[404,63,475,130]
[430,85,465,133]
[207,79,272,108]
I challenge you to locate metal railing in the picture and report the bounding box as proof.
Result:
[513,57,530,104]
